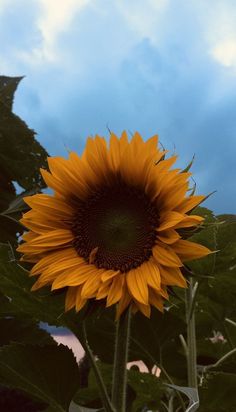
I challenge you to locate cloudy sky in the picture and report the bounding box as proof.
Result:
[1,0,236,214]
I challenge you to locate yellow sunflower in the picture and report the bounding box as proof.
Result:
[17,132,211,318]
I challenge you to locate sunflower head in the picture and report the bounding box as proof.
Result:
[17,131,211,318]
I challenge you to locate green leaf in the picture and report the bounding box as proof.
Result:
[166,384,199,412]
[198,372,236,411]
[0,75,23,110]
[74,361,112,409]
[0,76,48,192]
[128,368,163,412]
[2,189,36,215]
[84,307,187,383]
[75,361,163,412]
[0,343,80,412]
[0,244,66,325]
[0,318,56,346]
[0,385,47,412]
[129,309,187,381]
[0,75,49,245]
[70,404,100,412]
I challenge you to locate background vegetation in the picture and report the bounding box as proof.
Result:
[0,76,235,412]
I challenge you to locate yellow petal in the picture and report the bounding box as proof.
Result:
[24,194,73,216]
[25,229,73,248]
[149,289,164,312]
[30,248,77,275]
[81,273,102,298]
[160,265,187,287]
[172,239,211,261]
[106,275,124,307]
[47,157,87,198]
[157,211,185,231]
[101,270,120,282]
[40,168,66,195]
[96,279,111,300]
[157,229,180,244]
[176,195,206,213]
[51,265,97,289]
[126,266,149,305]
[134,301,151,317]
[145,260,161,291]
[174,215,203,229]
[116,286,132,319]
[75,286,87,311]
[153,244,183,267]
[65,287,77,311]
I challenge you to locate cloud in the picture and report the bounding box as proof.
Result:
[211,39,236,69]
[0,0,236,214]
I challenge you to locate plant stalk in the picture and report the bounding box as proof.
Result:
[111,307,131,412]
[186,277,198,388]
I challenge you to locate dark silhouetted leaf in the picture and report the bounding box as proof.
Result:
[0,344,80,412]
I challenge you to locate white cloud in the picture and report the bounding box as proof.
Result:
[116,0,169,46]
[18,0,90,64]
[38,0,90,60]
[203,1,236,70]
[211,39,236,68]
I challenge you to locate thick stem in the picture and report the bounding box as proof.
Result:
[112,307,131,412]
[186,277,198,388]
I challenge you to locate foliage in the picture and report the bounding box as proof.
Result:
[0,75,235,411]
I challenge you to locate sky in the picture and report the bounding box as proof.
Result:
[1,0,236,214]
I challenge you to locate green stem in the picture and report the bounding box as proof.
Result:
[186,277,198,388]
[111,307,131,412]
[203,348,236,371]
[68,318,115,412]
[81,321,115,412]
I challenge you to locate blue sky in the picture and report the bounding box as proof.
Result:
[1,0,236,214]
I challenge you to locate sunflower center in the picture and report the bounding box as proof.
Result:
[71,180,159,272]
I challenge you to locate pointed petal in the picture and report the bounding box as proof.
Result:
[23,229,73,249]
[149,289,164,312]
[157,211,185,231]
[116,286,132,319]
[134,301,151,317]
[153,244,183,267]
[81,273,102,298]
[157,229,180,244]
[106,275,124,307]
[65,287,77,311]
[172,239,211,261]
[160,265,187,287]
[126,266,149,304]
[30,248,77,275]
[176,195,206,213]
[174,215,203,229]
[75,286,87,311]
[51,264,97,289]
[145,260,161,290]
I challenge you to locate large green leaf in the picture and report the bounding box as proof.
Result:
[0,318,56,346]
[0,75,48,192]
[0,75,49,245]
[0,343,80,412]
[0,244,65,325]
[0,385,47,412]
[0,75,23,110]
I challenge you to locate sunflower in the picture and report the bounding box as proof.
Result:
[17,132,211,318]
